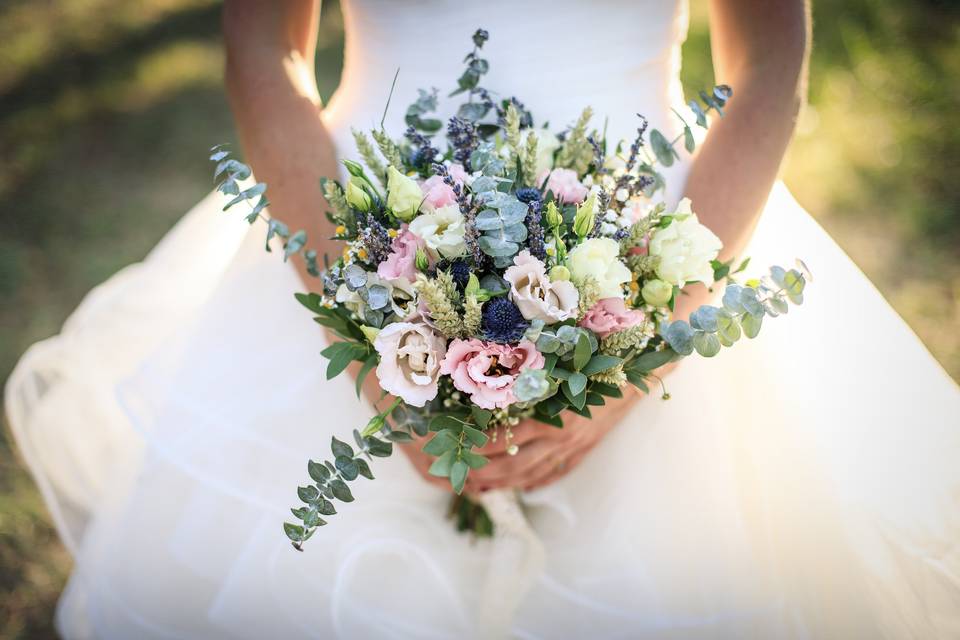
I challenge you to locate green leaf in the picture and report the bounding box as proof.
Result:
[650,129,677,167]
[573,332,593,370]
[331,436,354,459]
[586,392,606,406]
[462,425,489,448]
[550,366,573,381]
[307,460,330,483]
[580,354,622,377]
[321,342,369,380]
[625,370,649,393]
[428,450,456,477]
[316,498,337,515]
[716,313,742,343]
[297,485,320,503]
[470,407,492,429]
[693,331,721,357]
[283,522,305,542]
[590,382,623,398]
[429,415,467,432]
[531,412,564,428]
[562,380,587,410]
[683,125,695,153]
[355,458,374,480]
[422,430,460,456]
[364,436,393,458]
[566,372,588,397]
[295,292,326,313]
[284,230,307,261]
[355,355,378,398]
[741,312,763,338]
[329,479,354,502]
[384,430,414,443]
[450,460,469,494]
[539,395,567,417]
[460,449,488,469]
[630,348,676,372]
[335,456,359,481]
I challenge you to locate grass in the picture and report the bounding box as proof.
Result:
[0,0,957,636]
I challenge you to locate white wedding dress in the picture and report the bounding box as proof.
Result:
[6,1,960,638]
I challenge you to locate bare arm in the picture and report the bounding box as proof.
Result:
[677,0,810,316]
[223,0,340,285]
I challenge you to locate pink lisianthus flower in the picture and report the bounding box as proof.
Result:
[420,163,468,212]
[579,297,646,338]
[439,339,545,410]
[377,225,425,282]
[537,168,588,204]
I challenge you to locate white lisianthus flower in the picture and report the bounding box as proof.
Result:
[504,250,580,323]
[408,205,467,259]
[373,322,446,407]
[648,198,723,286]
[566,237,633,298]
[386,166,423,221]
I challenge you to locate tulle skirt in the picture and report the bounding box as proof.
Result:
[6,183,960,639]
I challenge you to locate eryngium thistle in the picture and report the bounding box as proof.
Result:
[481,297,529,343]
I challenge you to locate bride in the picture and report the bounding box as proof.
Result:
[6,0,960,637]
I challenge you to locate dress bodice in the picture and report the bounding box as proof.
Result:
[323,0,692,201]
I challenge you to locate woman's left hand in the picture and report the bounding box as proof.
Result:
[463,386,643,493]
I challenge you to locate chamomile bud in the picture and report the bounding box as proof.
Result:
[603,208,618,222]
[615,188,629,202]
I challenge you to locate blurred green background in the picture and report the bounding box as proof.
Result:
[1,0,957,636]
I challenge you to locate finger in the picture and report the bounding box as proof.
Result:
[466,438,564,489]
[473,421,549,455]
[522,447,592,492]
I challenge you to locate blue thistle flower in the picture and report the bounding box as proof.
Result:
[515,187,542,204]
[482,297,529,343]
[438,258,472,291]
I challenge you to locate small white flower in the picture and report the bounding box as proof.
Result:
[582,174,595,188]
[409,205,467,260]
[603,209,618,222]
[600,222,618,236]
[615,188,629,202]
[618,214,634,228]
[567,237,632,298]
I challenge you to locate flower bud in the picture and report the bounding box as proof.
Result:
[414,247,430,272]
[572,193,597,238]
[345,177,373,211]
[548,265,571,281]
[544,201,563,228]
[641,279,673,307]
[386,166,423,221]
[342,159,366,178]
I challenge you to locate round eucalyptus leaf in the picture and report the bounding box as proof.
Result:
[722,284,745,313]
[741,311,763,338]
[690,306,719,333]
[344,264,368,291]
[365,284,391,311]
[692,330,721,357]
[663,320,695,356]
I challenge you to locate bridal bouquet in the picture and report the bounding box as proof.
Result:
[210,29,809,549]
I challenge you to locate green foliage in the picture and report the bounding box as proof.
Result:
[662,263,810,358]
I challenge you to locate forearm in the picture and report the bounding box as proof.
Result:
[678,0,809,314]
[223,0,340,284]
